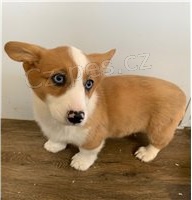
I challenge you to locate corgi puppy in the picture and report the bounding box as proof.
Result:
[4,41,186,171]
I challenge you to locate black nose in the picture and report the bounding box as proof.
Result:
[67,110,85,124]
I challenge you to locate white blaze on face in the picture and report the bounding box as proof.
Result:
[46,46,97,125]
[67,46,88,112]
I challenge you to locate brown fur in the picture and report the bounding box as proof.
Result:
[83,75,186,150]
[5,42,79,100]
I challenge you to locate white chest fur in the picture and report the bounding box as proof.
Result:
[32,94,89,147]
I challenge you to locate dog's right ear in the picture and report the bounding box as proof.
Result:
[4,41,45,64]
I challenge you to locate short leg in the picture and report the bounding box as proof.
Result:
[44,140,67,153]
[135,144,160,162]
[70,141,104,171]
[135,117,179,162]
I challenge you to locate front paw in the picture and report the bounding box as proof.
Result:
[70,152,97,171]
[44,140,66,153]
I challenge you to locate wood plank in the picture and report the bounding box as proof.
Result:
[2,119,190,200]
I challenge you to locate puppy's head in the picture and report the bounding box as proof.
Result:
[4,41,115,125]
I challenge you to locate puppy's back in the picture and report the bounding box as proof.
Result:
[99,75,186,136]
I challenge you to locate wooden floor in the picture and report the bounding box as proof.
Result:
[2,119,191,200]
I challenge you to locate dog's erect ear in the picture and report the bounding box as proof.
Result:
[4,41,45,63]
[87,49,116,68]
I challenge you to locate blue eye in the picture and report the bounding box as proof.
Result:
[52,73,65,86]
[85,79,94,91]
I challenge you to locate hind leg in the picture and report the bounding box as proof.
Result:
[135,144,160,162]
[135,120,179,162]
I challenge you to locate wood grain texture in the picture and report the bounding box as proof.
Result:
[2,119,190,200]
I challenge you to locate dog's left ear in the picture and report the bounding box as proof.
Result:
[87,49,116,69]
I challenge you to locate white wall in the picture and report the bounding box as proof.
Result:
[2,2,190,120]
